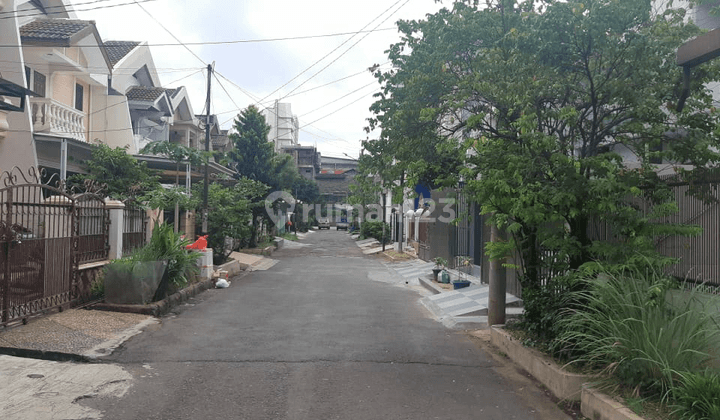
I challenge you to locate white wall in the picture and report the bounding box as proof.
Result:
[111,43,161,93]
[0,0,39,173]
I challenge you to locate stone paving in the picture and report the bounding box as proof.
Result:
[382,258,524,326]
[0,309,155,358]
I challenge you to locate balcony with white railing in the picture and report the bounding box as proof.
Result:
[30,98,86,142]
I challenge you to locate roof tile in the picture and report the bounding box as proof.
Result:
[104,40,140,67]
[126,86,167,102]
[20,19,93,43]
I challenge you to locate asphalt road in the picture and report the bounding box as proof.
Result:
[82,229,570,419]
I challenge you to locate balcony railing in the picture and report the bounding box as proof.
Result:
[30,98,86,142]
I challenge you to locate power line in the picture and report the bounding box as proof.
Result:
[165,69,204,86]
[0,26,396,48]
[283,63,388,99]
[212,72,242,120]
[132,0,206,66]
[0,61,204,73]
[216,63,385,126]
[298,81,377,118]
[255,0,406,106]
[277,0,410,102]
[0,0,157,20]
[301,89,379,129]
[0,0,142,15]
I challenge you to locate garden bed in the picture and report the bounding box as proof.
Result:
[92,277,216,317]
[491,326,645,420]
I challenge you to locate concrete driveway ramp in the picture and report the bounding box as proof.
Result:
[229,252,278,271]
[423,284,522,317]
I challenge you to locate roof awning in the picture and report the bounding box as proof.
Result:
[0,77,38,112]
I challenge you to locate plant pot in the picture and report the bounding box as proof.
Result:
[105,260,168,305]
[452,280,471,290]
[432,268,442,281]
[440,270,450,284]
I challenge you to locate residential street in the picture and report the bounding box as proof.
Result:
[78,230,569,419]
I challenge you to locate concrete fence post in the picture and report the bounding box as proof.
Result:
[105,200,125,260]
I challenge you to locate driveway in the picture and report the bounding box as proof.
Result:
[79,230,569,419]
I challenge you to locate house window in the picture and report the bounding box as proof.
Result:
[24,67,46,97]
[33,71,45,97]
[649,143,662,164]
[75,83,83,111]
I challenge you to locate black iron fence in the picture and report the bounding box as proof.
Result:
[123,203,147,256]
[0,168,76,326]
[74,193,109,264]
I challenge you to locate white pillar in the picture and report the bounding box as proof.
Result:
[199,248,213,280]
[106,200,125,260]
[0,110,9,139]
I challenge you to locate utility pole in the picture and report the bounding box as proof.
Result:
[488,222,507,326]
[381,183,386,252]
[202,62,213,234]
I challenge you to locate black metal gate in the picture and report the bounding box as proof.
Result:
[0,168,77,326]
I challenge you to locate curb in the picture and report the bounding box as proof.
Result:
[92,278,216,317]
[0,347,96,363]
[418,275,445,294]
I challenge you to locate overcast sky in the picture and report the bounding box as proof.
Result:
[69,0,448,159]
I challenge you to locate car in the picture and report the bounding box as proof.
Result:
[317,217,330,230]
[336,217,349,231]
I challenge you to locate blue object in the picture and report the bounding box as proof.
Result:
[453,280,471,290]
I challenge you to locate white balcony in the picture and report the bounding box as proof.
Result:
[30,98,86,142]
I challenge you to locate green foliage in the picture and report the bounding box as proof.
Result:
[141,185,193,212]
[226,106,316,247]
[134,222,199,290]
[280,232,298,241]
[70,144,158,199]
[360,220,390,244]
[433,256,447,268]
[553,269,720,401]
[89,275,104,298]
[190,178,269,261]
[364,0,720,339]
[671,370,720,420]
[140,141,205,187]
[228,105,274,185]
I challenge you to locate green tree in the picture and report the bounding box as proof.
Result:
[140,141,205,232]
[228,105,274,185]
[366,0,720,339]
[71,144,158,200]
[227,106,277,247]
[190,178,269,263]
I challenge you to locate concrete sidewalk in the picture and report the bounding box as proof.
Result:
[0,309,157,361]
[382,258,524,328]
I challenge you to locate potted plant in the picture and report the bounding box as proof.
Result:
[452,256,472,289]
[432,257,447,282]
[103,223,200,304]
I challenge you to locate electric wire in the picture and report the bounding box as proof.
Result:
[298,81,377,118]
[0,28,398,48]
[283,62,388,99]
[277,0,410,103]
[0,0,119,15]
[165,69,204,86]
[132,0,206,67]
[0,0,157,20]
[255,0,406,106]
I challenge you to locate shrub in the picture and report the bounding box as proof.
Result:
[360,220,390,244]
[672,370,720,420]
[134,223,200,296]
[553,268,720,400]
